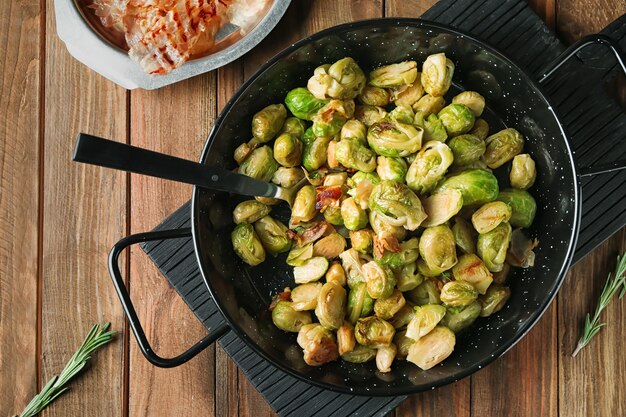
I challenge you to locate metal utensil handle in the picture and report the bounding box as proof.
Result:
[73,133,280,198]
[109,227,230,368]
[538,34,626,177]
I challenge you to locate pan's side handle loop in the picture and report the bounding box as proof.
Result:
[538,33,626,177]
[109,228,230,368]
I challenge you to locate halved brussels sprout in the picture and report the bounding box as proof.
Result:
[254,215,292,256]
[347,282,374,324]
[452,217,476,254]
[407,326,455,370]
[393,81,425,107]
[387,105,415,124]
[369,211,407,242]
[452,91,485,116]
[448,134,486,166]
[252,104,287,143]
[406,141,454,194]
[280,117,307,139]
[341,197,369,231]
[272,301,312,332]
[407,278,441,305]
[354,105,387,126]
[302,126,315,145]
[307,58,366,100]
[337,322,356,355]
[234,140,258,165]
[438,103,475,136]
[416,258,446,277]
[273,133,303,167]
[369,61,418,88]
[238,146,279,182]
[421,53,455,96]
[412,94,446,117]
[340,248,366,288]
[272,167,305,188]
[376,237,420,268]
[315,281,347,330]
[423,113,449,142]
[326,262,347,286]
[363,261,396,299]
[286,243,314,266]
[471,201,512,234]
[358,85,392,106]
[394,329,414,359]
[350,229,374,254]
[421,189,464,227]
[377,156,408,183]
[496,188,536,228]
[479,285,511,317]
[374,289,406,320]
[406,304,446,341]
[492,262,511,284]
[341,344,376,363]
[419,225,457,272]
[369,181,427,231]
[340,119,367,144]
[323,205,344,226]
[294,256,329,284]
[440,301,481,333]
[311,99,354,138]
[469,118,489,140]
[510,154,537,190]
[395,262,424,292]
[434,169,499,206]
[335,138,377,172]
[285,88,329,121]
[347,171,380,210]
[367,119,423,157]
[231,223,266,266]
[477,222,512,272]
[376,344,397,373]
[323,172,348,187]
[291,185,317,225]
[327,139,338,169]
[291,283,323,311]
[313,233,347,259]
[354,316,396,347]
[233,200,271,224]
[482,128,524,169]
[297,323,339,366]
[451,254,493,294]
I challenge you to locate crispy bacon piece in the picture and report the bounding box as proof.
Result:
[315,185,343,211]
[287,221,334,247]
[373,234,401,259]
[268,287,291,311]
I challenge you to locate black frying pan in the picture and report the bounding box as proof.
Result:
[75,19,626,396]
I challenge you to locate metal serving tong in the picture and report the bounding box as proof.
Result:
[72,133,307,207]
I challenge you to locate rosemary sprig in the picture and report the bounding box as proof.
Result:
[572,253,626,357]
[17,323,116,417]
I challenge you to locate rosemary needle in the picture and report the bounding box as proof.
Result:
[572,253,626,357]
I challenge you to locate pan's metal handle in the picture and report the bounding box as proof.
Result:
[108,228,230,368]
[538,34,626,177]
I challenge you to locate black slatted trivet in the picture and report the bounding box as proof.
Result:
[141,1,626,415]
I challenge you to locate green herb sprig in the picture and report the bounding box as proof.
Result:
[17,323,116,417]
[572,253,626,357]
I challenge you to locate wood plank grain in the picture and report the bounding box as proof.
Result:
[556,0,626,43]
[385,0,438,17]
[40,0,128,415]
[527,0,556,29]
[0,0,41,415]
[128,74,217,417]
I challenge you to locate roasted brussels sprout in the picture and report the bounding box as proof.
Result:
[339,248,366,288]
[376,344,397,373]
[412,94,446,117]
[294,256,329,284]
[252,104,287,143]
[354,104,387,126]
[307,58,366,100]
[355,316,395,347]
[423,113,449,142]
[471,201,512,234]
[451,254,493,294]
[510,154,536,190]
[448,134,486,166]
[340,197,368,231]
[452,217,476,254]
[233,200,271,224]
[315,281,347,330]
[311,99,354,138]
[280,117,307,139]
[395,262,424,292]
[394,329,414,359]
[273,133,303,167]
[341,344,376,363]
[421,189,464,227]
[324,172,348,187]
[272,301,312,332]
[479,285,511,317]
[452,91,485,117]
[419,225,457,272]
[335,138,377,172]
[369,181,427,231]
[377,156,408,183]
[340,119,367,144]
[387,105,415,124]
[477,222,512,272]
[234,140,258,165]
[376,237,420,268]
[389,303,417,329]
[254,216,291,256]
[369,61,418,88]
[358,85,392,106]
[440,280,478,307]
[349,229,374,254]
[434,169,499,206]
[291,185,317,225]
[406,141,454,194]
[367,119,423,157]
[297,323,339,366]
[363,261,396,299]
[286,243,314,266]
[347,282,374,323]
[496,188,536,228]
[374,289,406,320]
[440,301,481,333]
[291,282,323,311]
[421,53,454,97]
[369,211,407,242]
[272,167,305,188]
[323,205,344,226]
[239,146,279,182]
[438,103,475,136]
[325,262,347,286]
[469,118,489,141]
[285,88,329,121]
[406,304,446,341]
[337,322,356,355]
[231,223,266,266]
[313,233,347,259]
[407,325,455,370]
[393,81,425,108]
[407,279,441,306]
[482,128,524,169]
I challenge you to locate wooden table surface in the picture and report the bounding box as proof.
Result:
[1,1,625,416]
